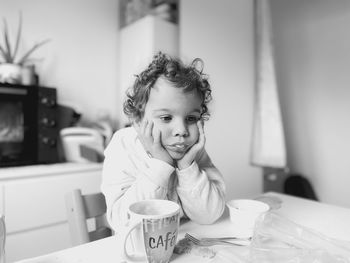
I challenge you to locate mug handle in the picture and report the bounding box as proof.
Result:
[121,220,146,262]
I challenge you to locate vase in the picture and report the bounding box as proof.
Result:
[0,63,22,84]
[21,65,36,85]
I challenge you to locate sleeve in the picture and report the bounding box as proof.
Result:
[100,130,175,231]
[175,150,226,224]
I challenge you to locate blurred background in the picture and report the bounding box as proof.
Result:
[1,0,350,261]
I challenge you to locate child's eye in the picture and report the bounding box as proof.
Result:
[159,115,172,122]
[186,116,199,123]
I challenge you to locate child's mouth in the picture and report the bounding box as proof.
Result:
[166,143,188,152]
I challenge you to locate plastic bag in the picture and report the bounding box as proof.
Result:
[249,212,350,263]
[210,211,350,263]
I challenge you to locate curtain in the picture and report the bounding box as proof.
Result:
[250,0,287,168]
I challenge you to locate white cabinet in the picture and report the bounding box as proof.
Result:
[119,15,179,125]
[0,162,103,262]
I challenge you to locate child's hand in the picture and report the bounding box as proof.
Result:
[177,120,205,170]
[134,119,174,166]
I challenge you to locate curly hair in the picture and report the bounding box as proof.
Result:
[123,52,212,123]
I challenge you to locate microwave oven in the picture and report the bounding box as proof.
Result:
[0,83,59,167]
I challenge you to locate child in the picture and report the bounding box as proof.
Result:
[101,52,226,230]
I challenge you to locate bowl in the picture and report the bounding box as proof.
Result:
[226,199,270,237]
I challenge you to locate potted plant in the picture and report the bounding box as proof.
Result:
[0,12,50,84]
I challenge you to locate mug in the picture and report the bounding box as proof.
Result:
[226,199,270,237]
[121,199,180,263]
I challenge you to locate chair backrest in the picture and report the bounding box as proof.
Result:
[284,174,318,201]
[65,189,112,246]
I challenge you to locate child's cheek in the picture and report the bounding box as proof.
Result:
[190,125,200,143]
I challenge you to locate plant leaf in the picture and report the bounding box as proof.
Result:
[0,43,9,62]
[12,11,23,63]
[3,18,13,62]
[1,22,11,62]
[21,57,44,64]
[17,38,51,65]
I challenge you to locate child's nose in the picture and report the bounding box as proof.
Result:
[173,120,189,137]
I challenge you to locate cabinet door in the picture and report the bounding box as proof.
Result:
[5,170,102,233]
[0,184,4,216]
[4,166,102,261]
[6,223,70,263]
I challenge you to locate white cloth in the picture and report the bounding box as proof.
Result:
[100,127,226,231]
[250,0,287,168]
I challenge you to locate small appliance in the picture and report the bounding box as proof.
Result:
[60,127,104,163]
[0,83,59,167]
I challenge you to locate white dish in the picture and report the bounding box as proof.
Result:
[226,199,270,237]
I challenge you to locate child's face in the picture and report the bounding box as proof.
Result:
[142,78,202,160]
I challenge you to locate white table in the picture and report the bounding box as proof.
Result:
[15,192,350,263]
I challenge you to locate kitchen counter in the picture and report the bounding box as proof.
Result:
[0,162,103,180]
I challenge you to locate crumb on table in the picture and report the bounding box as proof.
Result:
[174,237,216,259]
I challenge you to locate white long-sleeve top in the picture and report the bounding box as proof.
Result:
[100,127,226,231]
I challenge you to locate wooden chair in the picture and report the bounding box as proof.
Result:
[65,189,112,246]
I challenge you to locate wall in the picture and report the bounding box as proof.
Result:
[0,0,120,126]
[1,0,264,203]
[3,0,348,210]
[270,0,350,207]
[180,0,262,201]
